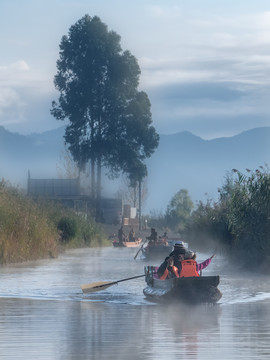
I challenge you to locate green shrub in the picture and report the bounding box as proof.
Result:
[57,216,77,242]
[0,180,109,264]
[0,181,59,263]
[185,166,270,271]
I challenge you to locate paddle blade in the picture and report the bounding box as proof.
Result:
[80,281,116,294]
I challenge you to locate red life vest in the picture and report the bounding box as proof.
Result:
[179,260,199,277]
[160,265,179,280]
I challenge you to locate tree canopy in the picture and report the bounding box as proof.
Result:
[51,15,159,217]
[165,189,194,231]
[185,166,270,271]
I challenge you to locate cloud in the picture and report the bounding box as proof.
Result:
[0,87,25,121]
[147,80,270,138]
[0,62,29,124]
[0,60,30,85]
[148,4,183,20]
[150,82,244,103]
[1,1,270,139]
[9,60,30,71]
[0,87,58,134]
[0,60,29,72]
[0,60,57,133]
[136,7,270,90]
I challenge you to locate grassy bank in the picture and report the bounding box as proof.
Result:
[0,181,109,264]
[184,167,270,272]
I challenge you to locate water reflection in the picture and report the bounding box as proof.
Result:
[1,248,270,359]
[0,298,222,360]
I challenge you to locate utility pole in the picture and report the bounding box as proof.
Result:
[139,180,142,230]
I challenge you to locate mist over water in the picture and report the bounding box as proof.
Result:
[0,246,270,359]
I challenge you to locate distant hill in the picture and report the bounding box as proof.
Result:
[1,125,270,212]
[0,126,66,188]
[146,127,270,212]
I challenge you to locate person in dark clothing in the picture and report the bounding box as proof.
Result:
[128,228,135,242]
[147,228,158,242]
[118,226,125,243]
[159,256,179,280]
[157,240,187,278]
[168,240,187,269]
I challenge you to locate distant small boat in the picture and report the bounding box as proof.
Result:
[141,243,173,260]
[112,237,143,248]
[140,237,187,260]
[143,266,222,304]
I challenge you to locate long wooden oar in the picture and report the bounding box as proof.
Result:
[134,239,148,260]
[81,274,146,294]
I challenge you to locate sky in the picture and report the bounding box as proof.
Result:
[1,0,270,139]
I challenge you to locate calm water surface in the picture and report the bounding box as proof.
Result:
[1,246,270,359]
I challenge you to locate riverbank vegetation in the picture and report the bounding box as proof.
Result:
[186,166,270,271]
[0,181,108,264]
[147,166,270,272]
[145,189,194,233]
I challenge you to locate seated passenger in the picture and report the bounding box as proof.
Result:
[194,252,216,274]
[157,240,187,278]
[168,240,188,269]
[162,232,168,240]
[179,251,199,277]
[157,236,168,246]
[159,256,179,280]
[179,251,216,277]
[128,228,135,242]
[158,251,216,279]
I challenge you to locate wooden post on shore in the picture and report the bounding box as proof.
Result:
[139,180,142,231]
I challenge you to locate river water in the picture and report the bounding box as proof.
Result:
[1,246,270,359]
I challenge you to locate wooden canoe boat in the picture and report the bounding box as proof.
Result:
[112,237,143,248]
[141,244,173,260]
[143,266,222,304]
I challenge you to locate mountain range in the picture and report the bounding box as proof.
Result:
[1,125,270,213]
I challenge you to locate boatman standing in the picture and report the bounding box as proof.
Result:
[118,226,125,243]
[146,228,158,244]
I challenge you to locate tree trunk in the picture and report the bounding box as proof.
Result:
[96,156,102,222]
[91,159,95,199]
[133,186,136,207]
[139,180,142,230]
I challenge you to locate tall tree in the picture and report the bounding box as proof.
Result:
[51,15,159,219]
[117,175,148,210]
[165,189,194,231]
